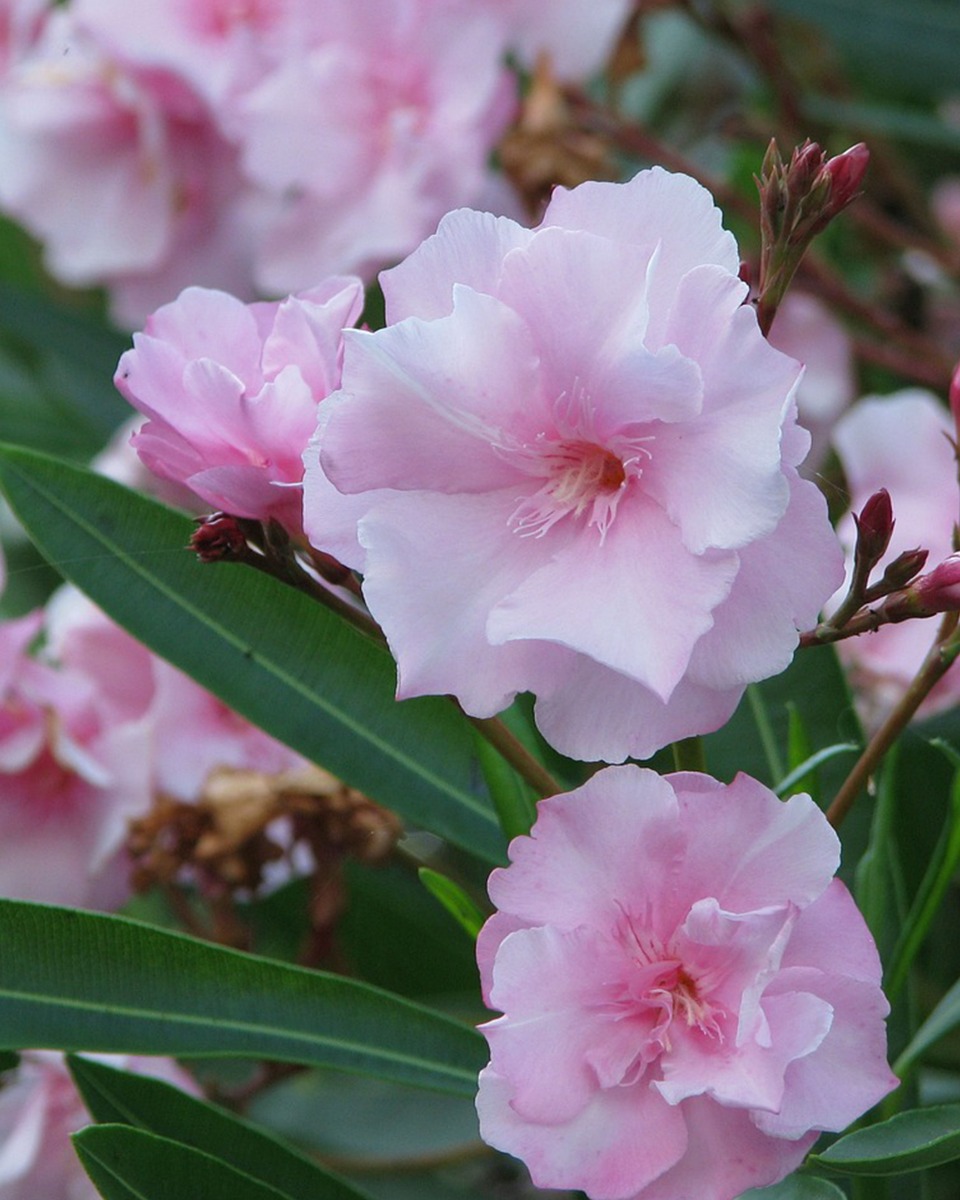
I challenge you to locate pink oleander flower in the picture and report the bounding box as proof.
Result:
[235,0,517,291]
[831,390,960,723]
[0,608,151,909]
[114,278,363,533]
[0,1051,197,1200]
[0,6,257,326]
[476,765,896,1200]
[304,167,844,762]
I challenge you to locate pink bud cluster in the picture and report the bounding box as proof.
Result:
[0,0,632,325]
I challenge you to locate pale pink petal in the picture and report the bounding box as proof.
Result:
[477,1066,688,1200]
[755,969,897,1138]
[381,207,533,322]
[487,765,682,932]
[488,495,739,699]
[639,1096,817,1200]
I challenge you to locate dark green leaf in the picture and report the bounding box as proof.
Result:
[0,899,485,1096]
[813,1103,960,1175]
[0,445,504,863]
[739,1175,847,1198]
[68,1056,368,1200]
[339,861,480,999]
[0,282,130,455]
[74,1124,292,1200]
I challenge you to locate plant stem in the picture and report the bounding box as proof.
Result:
[465,711,563,799]
[825,612,960,828]
[671,735,707,773]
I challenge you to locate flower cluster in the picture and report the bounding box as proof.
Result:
[0,0,632,324]
[477,766,897,1200]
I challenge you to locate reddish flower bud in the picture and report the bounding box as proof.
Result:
[823,143,869,215]
[915,553,960,614]
[854,488,894,566]
[190,513,249,563]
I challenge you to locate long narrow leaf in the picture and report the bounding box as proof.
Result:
[0,900,485,1096]
[68,1056,369,1200]
[74,1125,293,1200]
[0,444,504,863]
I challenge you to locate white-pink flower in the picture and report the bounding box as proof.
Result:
[477,765,896,1200]
[0,7,256,326]
[831,390,960,722]
[0,1051,197,1200]
[304,168,844,762]
[114,278,363,533]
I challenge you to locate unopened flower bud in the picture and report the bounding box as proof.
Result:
[915,553,960,614]
[879,546,929,590]
[854,488,894,566]
[822,143,869,217]
[190,512,248,562]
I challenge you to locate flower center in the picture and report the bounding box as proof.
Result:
[509,439,639,540]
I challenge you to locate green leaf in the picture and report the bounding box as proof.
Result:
[0,282,130,456]
[812,1103,960,1175]
[0,899,485,1096]
[774,744,859,800]
[74,1125,292,1200]
[474,732,537,841]
[738,1176,847,1199]
[855,754,908,966]
[418,868,486,941]
[896,975,960,1077]
[0,445,505,864]
[68,1056,368,1200]
[338,861,480,999]
[885,764,960,1002]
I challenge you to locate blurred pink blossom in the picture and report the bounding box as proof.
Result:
[490,0,632,79]
[0,1051,196,1200]
[236,0,517,292]
[0,8,257,326]
[0,607,151,909]
[476,765,896,1200]
[45,586,305,803]
[114,278,363,533]
[305,168,844,762]
[0,583,306,909]
[831,390,960,722]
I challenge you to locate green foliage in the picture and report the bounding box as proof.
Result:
[74,1125,294,1200]
[0,900,485,1095]
[813,1103,960,1175]
[69,1056,369,1200]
